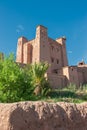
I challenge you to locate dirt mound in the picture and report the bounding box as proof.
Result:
[0,101,87,130]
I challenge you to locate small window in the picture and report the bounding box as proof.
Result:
[57,59,59,64]
[72,68,73,71]
[51,57,54,63]
[57,48,59,52]
[51,46,54,51]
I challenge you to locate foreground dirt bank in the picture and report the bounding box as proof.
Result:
[0,101,87,130]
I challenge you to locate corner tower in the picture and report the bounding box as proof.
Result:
[35,25,51,63]
[56,37,68,67]
[16,37,28,63]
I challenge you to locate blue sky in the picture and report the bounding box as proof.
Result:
[0,0,87,65]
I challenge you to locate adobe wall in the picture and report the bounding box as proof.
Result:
[30,39,37,63]
[16,37,28,63]
[0,101,87,130]
[36,26,51,73]
[68,67,79,86]
[56,37,68,67]
[48,38,63,72]
[84,69,87,83]
[15,25,87,88]
[23,43,32,64]
[62,66,87,87]
[78,67,87,84]
[47,73,66,88]
[16,26,68,70]
[77,71,84,86]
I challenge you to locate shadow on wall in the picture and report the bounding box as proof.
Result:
[9,102,86,130]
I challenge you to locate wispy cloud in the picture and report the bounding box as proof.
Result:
[68,51,72,54]
[16,24,24,33]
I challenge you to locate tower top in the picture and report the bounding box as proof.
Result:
[62,36,66,40]
[36,25,47,30]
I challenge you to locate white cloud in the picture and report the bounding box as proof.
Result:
[16,29,20,33]
[16,24,24,33]
[68,51,72,54]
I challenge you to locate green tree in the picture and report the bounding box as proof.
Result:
[0,54,33,102]
[29,62,50,96]
[0,54,50,102]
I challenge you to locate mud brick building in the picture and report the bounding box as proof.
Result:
[16,25,87,88]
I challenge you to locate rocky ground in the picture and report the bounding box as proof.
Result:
[0,101,87,130]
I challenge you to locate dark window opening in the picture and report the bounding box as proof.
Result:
[57,48,59,52]
[57,59,59,64]
[52,69,58,74]
[51,46,54,51]
[51,57,54,63]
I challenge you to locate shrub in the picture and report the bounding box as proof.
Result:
[0,54,50,102]
[0,54,34,102]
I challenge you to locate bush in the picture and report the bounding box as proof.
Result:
[0,54,34,102]
[26,62,50,96]
[0,54,50,102]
